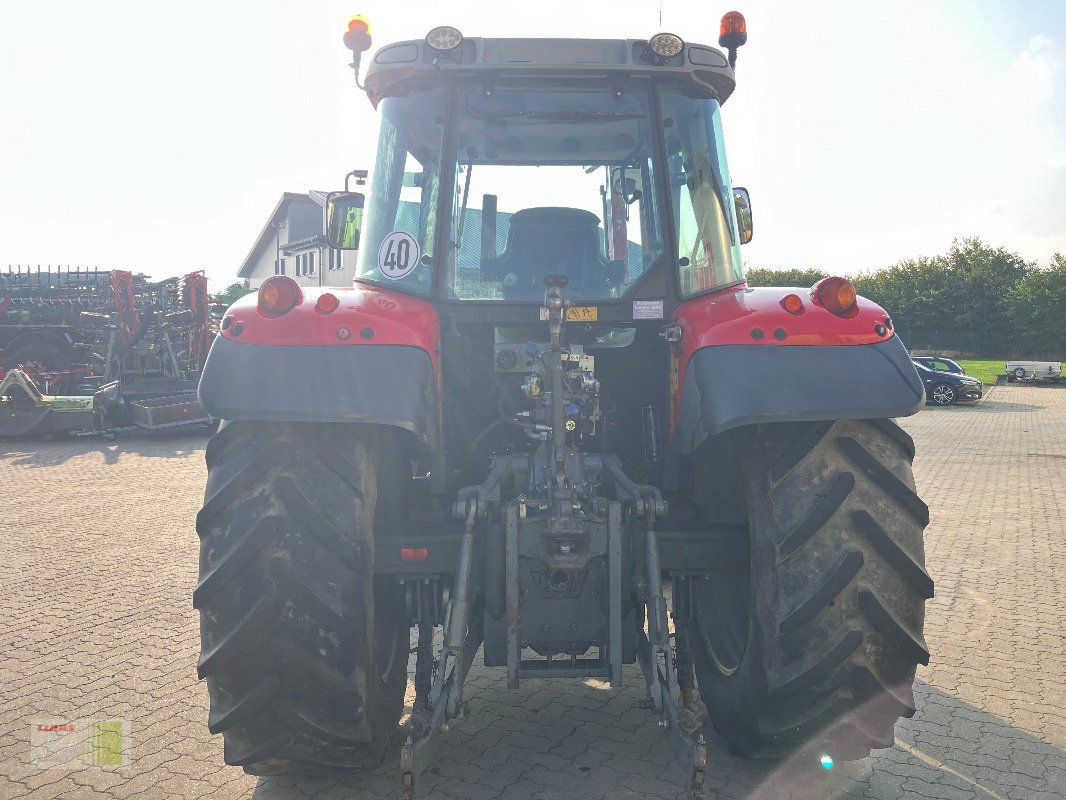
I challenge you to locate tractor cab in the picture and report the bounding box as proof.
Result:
[333,28,752,316]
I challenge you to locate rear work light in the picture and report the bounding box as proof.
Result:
[648,32,684,59]
[811,277,858,318]
[258,276,303,318]
[425,25,463,52]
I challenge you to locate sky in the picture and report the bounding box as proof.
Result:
[1,0,1064,288]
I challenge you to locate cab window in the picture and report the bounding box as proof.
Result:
[660,91,744,296]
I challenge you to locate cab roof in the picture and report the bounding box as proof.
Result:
[363,37,736,106]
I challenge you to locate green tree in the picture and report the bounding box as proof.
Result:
[1005,253,1066,357]
[745,267,828,287]
[944,238,1033,352]
[212,282,252,308]
[853,238,1034,355]
[852,255,951,338]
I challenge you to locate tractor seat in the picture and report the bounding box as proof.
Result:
[482,207,609,299]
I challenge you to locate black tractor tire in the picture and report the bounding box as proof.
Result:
[689,419,932,761]
[194,421,410,775]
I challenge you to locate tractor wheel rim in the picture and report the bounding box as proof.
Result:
[693,567,752,677]
[373,577,401,682]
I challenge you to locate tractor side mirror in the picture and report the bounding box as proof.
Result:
[326,192,365,250]
[733,187,753,244]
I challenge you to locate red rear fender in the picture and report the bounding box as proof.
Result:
[673,284,894,353]
[666,284,921,452]
[220,284,440,371]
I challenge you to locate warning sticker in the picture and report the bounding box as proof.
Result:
[633,299,664,320]
[539,306,599,322]
[378,231,420,280]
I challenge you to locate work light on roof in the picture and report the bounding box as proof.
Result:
[648,32,684,59]
[426,25,463,51]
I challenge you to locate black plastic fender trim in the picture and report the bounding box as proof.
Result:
[197,336,440,454]
[675,337,923,456]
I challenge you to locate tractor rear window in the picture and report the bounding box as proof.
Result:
[445,88,665,302]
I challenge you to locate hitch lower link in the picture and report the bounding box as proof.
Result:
[399,499,707,797]
[400,498,483,798]
[637,508,708,795]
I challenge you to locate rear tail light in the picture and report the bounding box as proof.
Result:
[400,547,429,562]
[315,293,340,314]
[811,277,858,318]
[258,276,302,317]
[781,293,804,315]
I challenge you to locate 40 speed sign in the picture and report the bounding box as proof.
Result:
[378,231,420,280]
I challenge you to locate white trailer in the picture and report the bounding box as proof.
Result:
[1005,360,1062,382]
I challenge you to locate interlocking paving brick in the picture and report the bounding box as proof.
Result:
[1,385,1064,798]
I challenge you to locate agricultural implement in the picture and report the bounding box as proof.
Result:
[0,267,213,438]
[195,14,931,797]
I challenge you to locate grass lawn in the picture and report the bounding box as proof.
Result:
[957,359,1004,384]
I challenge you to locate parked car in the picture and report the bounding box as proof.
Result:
[911,356,965,375]
[1005,360,1061,383]
[912,360,983,405]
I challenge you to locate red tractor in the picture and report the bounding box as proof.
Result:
[196,15,930,795]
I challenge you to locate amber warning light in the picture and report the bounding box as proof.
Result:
[343,14,373,87]
[718,11,747,69]
[344,15,372,50]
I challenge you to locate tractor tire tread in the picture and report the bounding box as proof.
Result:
[777,551,864,634]
[691,419,931,761]
[196,421,407,775]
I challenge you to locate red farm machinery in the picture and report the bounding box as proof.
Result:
[195,14,931,797]
[0,266,213,436]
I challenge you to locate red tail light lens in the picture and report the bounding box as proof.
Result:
[781,293,804,315]
[400,547,429,562]
[812,277,858,317]
[258,276,302,317]
[315,293,340,314]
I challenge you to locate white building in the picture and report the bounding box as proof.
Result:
[238,191,358,289]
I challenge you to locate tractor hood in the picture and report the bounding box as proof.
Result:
[363,37,736,105]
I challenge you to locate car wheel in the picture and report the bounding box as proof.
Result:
[1013,367,1026,379]
[931,384,956,405]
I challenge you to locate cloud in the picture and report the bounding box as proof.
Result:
[975,33,1066,261]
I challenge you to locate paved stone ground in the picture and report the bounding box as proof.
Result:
[1,385,1064,800]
